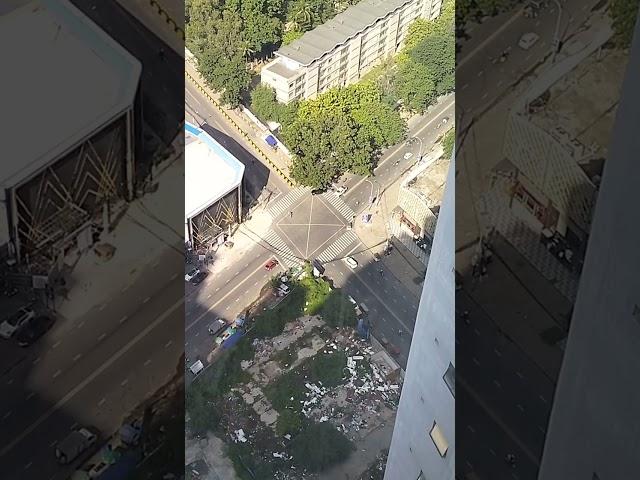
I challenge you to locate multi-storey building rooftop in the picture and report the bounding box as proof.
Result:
[261,0,442,103]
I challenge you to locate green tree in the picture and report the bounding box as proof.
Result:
[251,85,280,121]
[291,422,354,472]
[408,33,455,87]
[282,28,304,45]
[442,127,455,158]
[276,410,303,436]
[394,61,437,112]
[610,0,640,48]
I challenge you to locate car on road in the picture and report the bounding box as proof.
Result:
[343,256,358,269]
[311,188,325,195]
[185,268,199,282]
[55,427,99,464]
[403,152,413,160]
[15,315,56,347]
[265,258,279,271]
[518,32,540,50]
[191,271,208,285]
[373,253,381,262]
[0,307,36,339]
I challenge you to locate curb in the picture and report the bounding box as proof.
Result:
[148,0,184,40]
[184,71,296,188]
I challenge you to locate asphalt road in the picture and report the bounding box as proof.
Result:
[0,246,183,480]
[457,0,604,119]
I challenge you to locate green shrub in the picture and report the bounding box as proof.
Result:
[320,290,357,328]
[291,422,354,472]
[276,409,303,436]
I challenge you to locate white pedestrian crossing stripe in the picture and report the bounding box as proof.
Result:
[317,230,359,263]
[320,192,355,221]
[390,221,429,266]
[262,230,305,268]
[267,188,309,218]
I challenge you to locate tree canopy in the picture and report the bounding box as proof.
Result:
[283,83,406,187]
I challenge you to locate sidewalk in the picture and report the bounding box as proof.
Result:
[56,142,184,322]
[184,60,294,184]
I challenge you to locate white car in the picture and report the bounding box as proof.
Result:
[343,257,358,269]
[185,267,199,282]
[403,152,413,160]
[0,307,35,339]
[335,186,348,196]
[518,32,540,50]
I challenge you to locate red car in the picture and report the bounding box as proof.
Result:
[264,259,279,271]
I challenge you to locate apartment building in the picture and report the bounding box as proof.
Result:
[261,0,442,103]
[384,155,455,480]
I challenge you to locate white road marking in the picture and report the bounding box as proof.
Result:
[119,315,128,324]
[121,285,129,293]
[33,357,40,365]
[73,354,82,362]
[49,440,57,447]
[170,273,178,281]
[98,398,106,407]
[77,321,85,329]
[477,70,484,77]
[3,411,12,420]
[98,333,107,341]
[143,296,151,304]
[216,287,221,292]
[52,341,61,349]
[207,294,212,299]
[165,340,172,348]
[144,359,152,366]
[99,303,107,311]
[481,93,488,100]
[462,83,469,90]
[121,379,129,387]
[53,370,62,379]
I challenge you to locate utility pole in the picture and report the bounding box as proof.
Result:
[551,0,563,64]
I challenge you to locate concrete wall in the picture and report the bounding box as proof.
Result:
[537,16,640,480]
[385,154,455,480]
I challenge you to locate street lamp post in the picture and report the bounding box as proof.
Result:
[551,0,563,63]
[409,137,424,161]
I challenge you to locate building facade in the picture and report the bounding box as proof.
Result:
[261,0,442,103]
[384,155,455,480]
[537,16,640,480]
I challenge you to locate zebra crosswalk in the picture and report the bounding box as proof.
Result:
[320,192,355,221]
[266,187,309,218]
[262,229,305,269]
[316,230,359,263]
[390,221,429,266]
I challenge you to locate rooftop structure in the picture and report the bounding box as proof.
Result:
[184,123,244,221]
[184,123,244,246]
[278,0,418,66]
[1,0,141,189]
[261,0,442,103]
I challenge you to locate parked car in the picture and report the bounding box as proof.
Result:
[190,271,208,285]
[184,268,199,282]
[373,253,381,262]
[208,318,227,336]
[0,307,36,339]
[264,258,279,271]
[15,315,56,347]
[343,256,358,269]
[55,427,99,464]
[335,186,348,196]
[518,32,540,50]
[311,188,326,195]
[403,152,413,160]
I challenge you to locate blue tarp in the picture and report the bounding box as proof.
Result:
[264,135,277,147]
[222,331,244,349]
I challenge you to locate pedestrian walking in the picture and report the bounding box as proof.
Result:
[158,48,166,61]
[505,453,516,467]
[379,269,384,277]
[289,211,293,218]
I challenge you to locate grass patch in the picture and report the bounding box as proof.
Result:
[265,350,347,413]
[275,409,303,437]
[251,271,333,340]
[291,421,355,472]
[320,290,357,328]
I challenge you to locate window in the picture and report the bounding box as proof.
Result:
[429,422,448,457]
[443,363,455,397]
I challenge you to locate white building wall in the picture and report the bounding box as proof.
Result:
[385,156,455,480]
